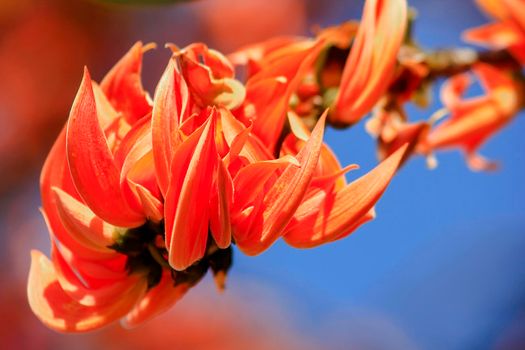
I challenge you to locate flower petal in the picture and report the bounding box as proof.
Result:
[52,187,117,250]
[100,41,153,123]
[130,179,164,223]
[152,59,190,196]
[440,73,471,108]
[27,250,146,333]
[333,0,407,123]
[92,81,120,130]
[50,243,141,307]
[176,43,245,109]
[284,144,407,247]
[232,156,299,216]
[66,68,145,227]
[464,21,523,49]
[114,114,152,169]
[164,112,218,271]
[220,108,272,163]
[122,272,189,328]
[284,113,348,188]
[428,64,520,171]
[41,127,112,259]
[242,40,325,151]
[234,113,326,255]
[209,159,233,249]
[119,125,163,218]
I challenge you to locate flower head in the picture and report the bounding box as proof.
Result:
[29,32,406,332]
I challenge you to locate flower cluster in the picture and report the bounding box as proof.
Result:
[28,0,408,332]
[28,0,525,333]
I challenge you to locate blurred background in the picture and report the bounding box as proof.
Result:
[0,0,524,349]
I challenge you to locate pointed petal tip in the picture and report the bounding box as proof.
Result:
[317,109,328,127]
[79,67,93,93]
[390,143,409,166]
[82,65,90,77]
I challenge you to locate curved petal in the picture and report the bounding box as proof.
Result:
[209,159,233,249]
[242,40,325,151]
[228,36,303,74]
[476,0,511,20]
[503,0,525,29]
[122,272,189,328]
[220,108,272,163]
[440,73,471,108]
[284,113,348,188]
[474,62,518,94]
[176,43,245,109]
[114,114,152,169]
[50,243,141,307]
[152,59,189,196]
[132,182,164,223]
[164,113,218,271]
[284,144,407,248]
[241,77,288,149]
[66,68,145,227]
[234,113,326,255]
[232,156,299,215]
[120,129,163,217]
[428,64,520,171]
[27,250,146,333]
[55,239,129,285]
[464,21,523,49]
[92,81,120,131]
[40,128,112,260]
[100,41,153,123]
[375,117,430,164]
[52,187,117,250]
[333,0,408,123]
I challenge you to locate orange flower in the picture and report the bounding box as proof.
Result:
[331,0,408,124]
[30,64,158,331]
[425,63,522,171]
[29,44,229,332]
[465,0,525,64]
[30,38,407,333]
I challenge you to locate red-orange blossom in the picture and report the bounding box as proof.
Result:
[28,0,409,332]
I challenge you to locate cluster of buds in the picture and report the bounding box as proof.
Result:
[28,0,525,332]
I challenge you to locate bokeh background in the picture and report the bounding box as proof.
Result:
[1,0,524,349]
